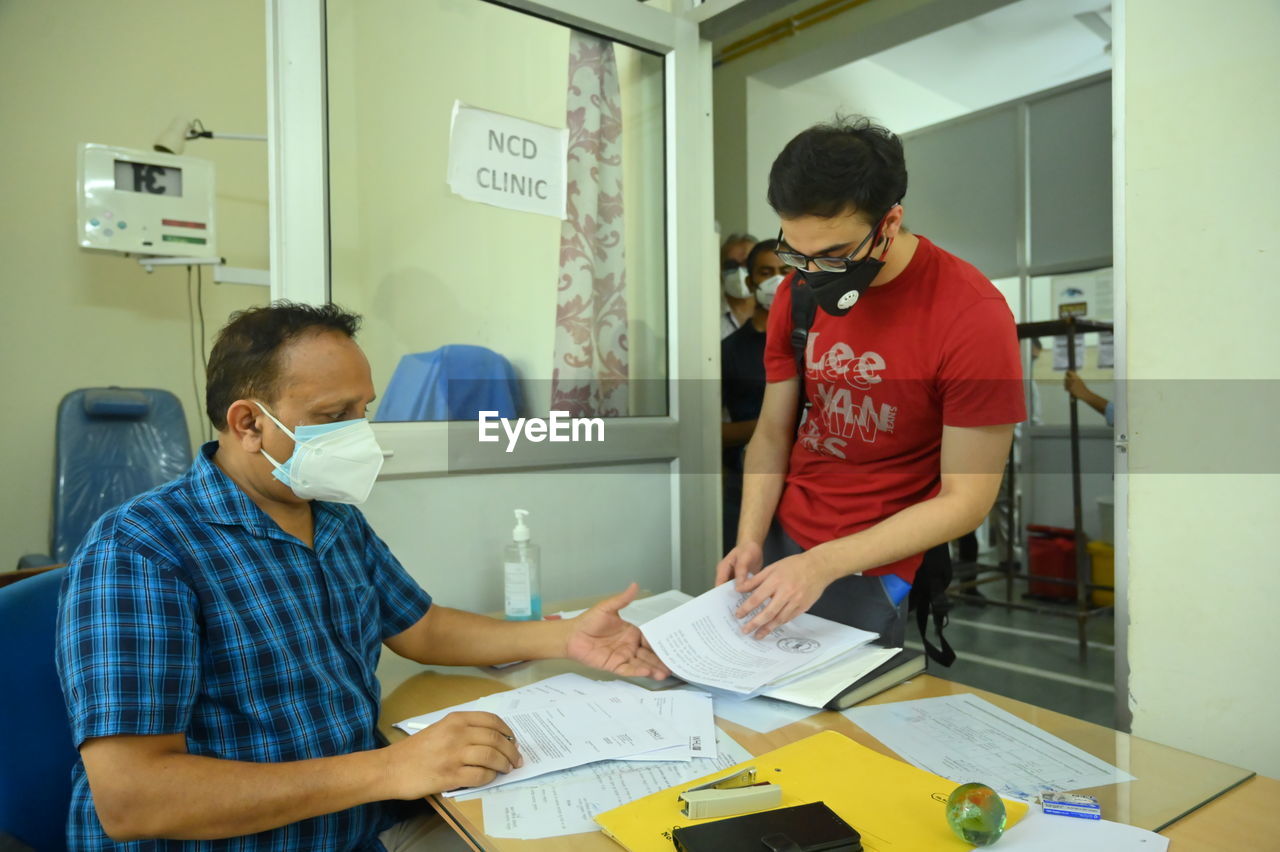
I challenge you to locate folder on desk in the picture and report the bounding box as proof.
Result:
[595,730,1028,852]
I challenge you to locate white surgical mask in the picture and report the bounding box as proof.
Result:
[755,274,785,310]
[722,266,751,300]
[256,402,384,505]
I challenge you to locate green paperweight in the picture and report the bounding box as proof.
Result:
[945,782,1007,846]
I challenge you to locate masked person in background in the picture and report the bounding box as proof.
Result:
[57,302,669,852]
[716,117,1025,649]
[721,239,788,552]
[720,232,758,339]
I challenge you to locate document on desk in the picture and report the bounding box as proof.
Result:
[395,672,616,733]
[450,690,714,800]
[439,696,683,797]
[845,693,1137,801]
[397,675,713,763]
[621,689,716,761]
[481,727,753,840]
[640,582,878,694]
[394,674,720,796]
[761,643,901,707]
[672,683,822,733]
[996,808,1168,851]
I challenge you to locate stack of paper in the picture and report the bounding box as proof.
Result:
[638,582,880,696]
[394,673,717,796]
[844,693,1137,802]
[479,727,754,840]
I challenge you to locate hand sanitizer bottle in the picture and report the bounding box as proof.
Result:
[504,509,541,621]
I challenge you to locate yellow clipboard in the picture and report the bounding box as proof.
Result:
[595,730,1027,852]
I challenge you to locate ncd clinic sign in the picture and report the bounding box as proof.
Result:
[447,101,568,220]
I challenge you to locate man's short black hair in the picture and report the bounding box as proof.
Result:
[745,238,781,278]
[767,115,908,223]
[206,301,362,431]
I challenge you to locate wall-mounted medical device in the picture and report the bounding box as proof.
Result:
[77,143,218,258]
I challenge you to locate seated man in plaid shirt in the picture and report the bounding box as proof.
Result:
[56,302,669,851]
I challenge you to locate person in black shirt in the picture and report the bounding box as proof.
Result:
[721,239,789,552]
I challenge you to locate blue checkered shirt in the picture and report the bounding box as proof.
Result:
[56,442,433,851]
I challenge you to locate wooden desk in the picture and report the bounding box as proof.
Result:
[1158,774,1280,849]
[376,656,1265,850]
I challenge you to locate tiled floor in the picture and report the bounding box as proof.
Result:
[911,569,1118,728]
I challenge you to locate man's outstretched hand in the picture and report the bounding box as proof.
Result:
[563,583,671,680]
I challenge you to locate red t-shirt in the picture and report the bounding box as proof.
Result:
[763,235,1025,583]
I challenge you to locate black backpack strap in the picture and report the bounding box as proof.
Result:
[789,280,818,428]
[912,545,956,666]
[910,543,957,667]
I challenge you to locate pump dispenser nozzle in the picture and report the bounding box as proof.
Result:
[513,509,531,542]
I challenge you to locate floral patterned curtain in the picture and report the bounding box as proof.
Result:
[551,33,628,417]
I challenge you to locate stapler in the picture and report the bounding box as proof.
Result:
[678,766,783,819]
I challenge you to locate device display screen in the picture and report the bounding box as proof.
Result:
[113,159,183,196]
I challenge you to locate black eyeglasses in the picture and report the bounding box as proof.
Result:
[775,208,893,273]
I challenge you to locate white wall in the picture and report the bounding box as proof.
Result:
[793,60,971,135]
[730,53,974,239]
[727,72,960,239]
[0,1,269,560]
[1122,0,1280,776]
[741,78,832,240]
[362,463,673,613]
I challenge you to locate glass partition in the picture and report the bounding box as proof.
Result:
[326,0,668,421]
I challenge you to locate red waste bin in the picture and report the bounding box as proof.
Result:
[1026,525,1077,600]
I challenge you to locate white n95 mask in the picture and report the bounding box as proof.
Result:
[755,274,785,310]
[722,266,751,299]
[256,402,384,504]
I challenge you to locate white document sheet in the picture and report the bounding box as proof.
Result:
[394,672,613,734]
[688,685,822,733]
[995,809,1169,851]
[617,588,694,625]
[1098,331,1115,369]
[640,582,878,694]
[620,690,716,761]
[481,728,753,840]
[394,674,717,797]
[440,697,683,797]
[1053,334,1087,371]
[760,644,901,708]
[845,693,1137,801]
[550,588,693,625]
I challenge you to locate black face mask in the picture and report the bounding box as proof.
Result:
[794,256,885,317]
[784,208,895,317]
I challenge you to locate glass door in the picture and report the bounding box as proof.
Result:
[267,0,721,591]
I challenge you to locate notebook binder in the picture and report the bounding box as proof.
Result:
[671,802,861,852]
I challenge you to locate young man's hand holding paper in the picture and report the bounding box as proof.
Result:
[638,582,877,694]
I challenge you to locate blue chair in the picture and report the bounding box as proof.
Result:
[19,388,191,568]
[0,567,75,851]
[374,345,522,422]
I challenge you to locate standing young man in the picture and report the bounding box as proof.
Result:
[716,117,1025,644]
